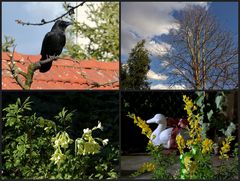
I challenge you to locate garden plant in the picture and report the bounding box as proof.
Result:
[128,92,238,179]
[2,97,118,179]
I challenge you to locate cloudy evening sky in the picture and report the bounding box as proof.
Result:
[121,2,238,89]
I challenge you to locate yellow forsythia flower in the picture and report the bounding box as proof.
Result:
[128,113,152,139]
[138,162,155,173]
[183,95,203,144]
[176,134,186,154]
[183,155,191,171]
[184,155,197,178]
[219,136,235,159]
[202,138,214,154]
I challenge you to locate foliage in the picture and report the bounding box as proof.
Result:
[176,95,215,179]
[121,40,151,90]
[147,144,175,179]
[130,162,155,177]
[194,91,237,141]
[3,92,119,146]
[63,2,119,61]
[215,142,238,179]
[128,113,175,179]
[2,97,118,179]
[127,92,237,179]
[2,35,15,52]
[176,95,237,179]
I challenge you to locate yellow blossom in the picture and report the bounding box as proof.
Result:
[183,95,203,145]
[186,139,194,147]
[128,113,152,139]
[183,155,191,172]
[202,138,214,154]
[219,136,235,159]
[138,162,155,173]
[183,155,197,178]
[176,134,185,154]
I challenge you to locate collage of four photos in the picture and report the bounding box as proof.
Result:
[1,1,239,180]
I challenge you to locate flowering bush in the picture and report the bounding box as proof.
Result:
[176,95,215,179]
[176,95,237,179]
[75,121,109,156]
[128,112,175,179]
[2,97,118,179]
[128,92,237,180]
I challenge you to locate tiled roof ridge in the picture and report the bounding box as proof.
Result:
[2,51,119,70]
[2,51,118,61]
[2,51,119,90]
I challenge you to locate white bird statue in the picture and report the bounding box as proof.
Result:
[146,114,174,148]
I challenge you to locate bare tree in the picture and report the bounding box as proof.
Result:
[158,5,238,89]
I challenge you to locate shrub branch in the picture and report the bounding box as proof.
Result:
[8,47,58,90]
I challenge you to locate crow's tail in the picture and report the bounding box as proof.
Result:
[39,57,53,73]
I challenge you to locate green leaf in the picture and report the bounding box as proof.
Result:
[207,110,213,121]
[215,95,224,110]
[195,94,205,107]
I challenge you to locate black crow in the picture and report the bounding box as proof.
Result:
[39,20,71,73]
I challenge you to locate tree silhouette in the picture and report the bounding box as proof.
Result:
[121,40,151,90]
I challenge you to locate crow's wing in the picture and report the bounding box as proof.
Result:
[39,31,66,73]
[40,31,66,58]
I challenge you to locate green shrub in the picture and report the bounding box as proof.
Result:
[2,97,118,179]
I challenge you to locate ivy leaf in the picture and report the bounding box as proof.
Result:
[195,93,204,107]
[215,95,224,110]
[207,110,213,121]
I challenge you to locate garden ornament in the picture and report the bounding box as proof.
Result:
[147,114,188,149]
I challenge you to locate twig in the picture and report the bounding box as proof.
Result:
[15,1,87,26]
[8,47,59,89]
[90,80,119,88]
[9,47,29,89]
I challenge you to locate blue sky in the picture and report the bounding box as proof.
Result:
[2,2,66,54]
[121,2,238,89]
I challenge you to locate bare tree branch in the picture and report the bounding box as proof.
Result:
[15,1,87,26]
[8,47,58,90]
[156,5,238,89]
[9,47,29,89]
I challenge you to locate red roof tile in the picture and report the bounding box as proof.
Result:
[2,52,119,90]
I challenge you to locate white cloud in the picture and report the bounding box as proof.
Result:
[145,40,171,56]
[160,60,170,67]
[24,2,64,19]
[147,70,168,80]
[151,83,186,90]
[121,2,209,56]
[121,2,209,89]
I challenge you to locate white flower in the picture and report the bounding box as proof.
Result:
[54,139,60,147]
[83,128,91,134]
[97,121,103,130]
[102,139,109,146]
